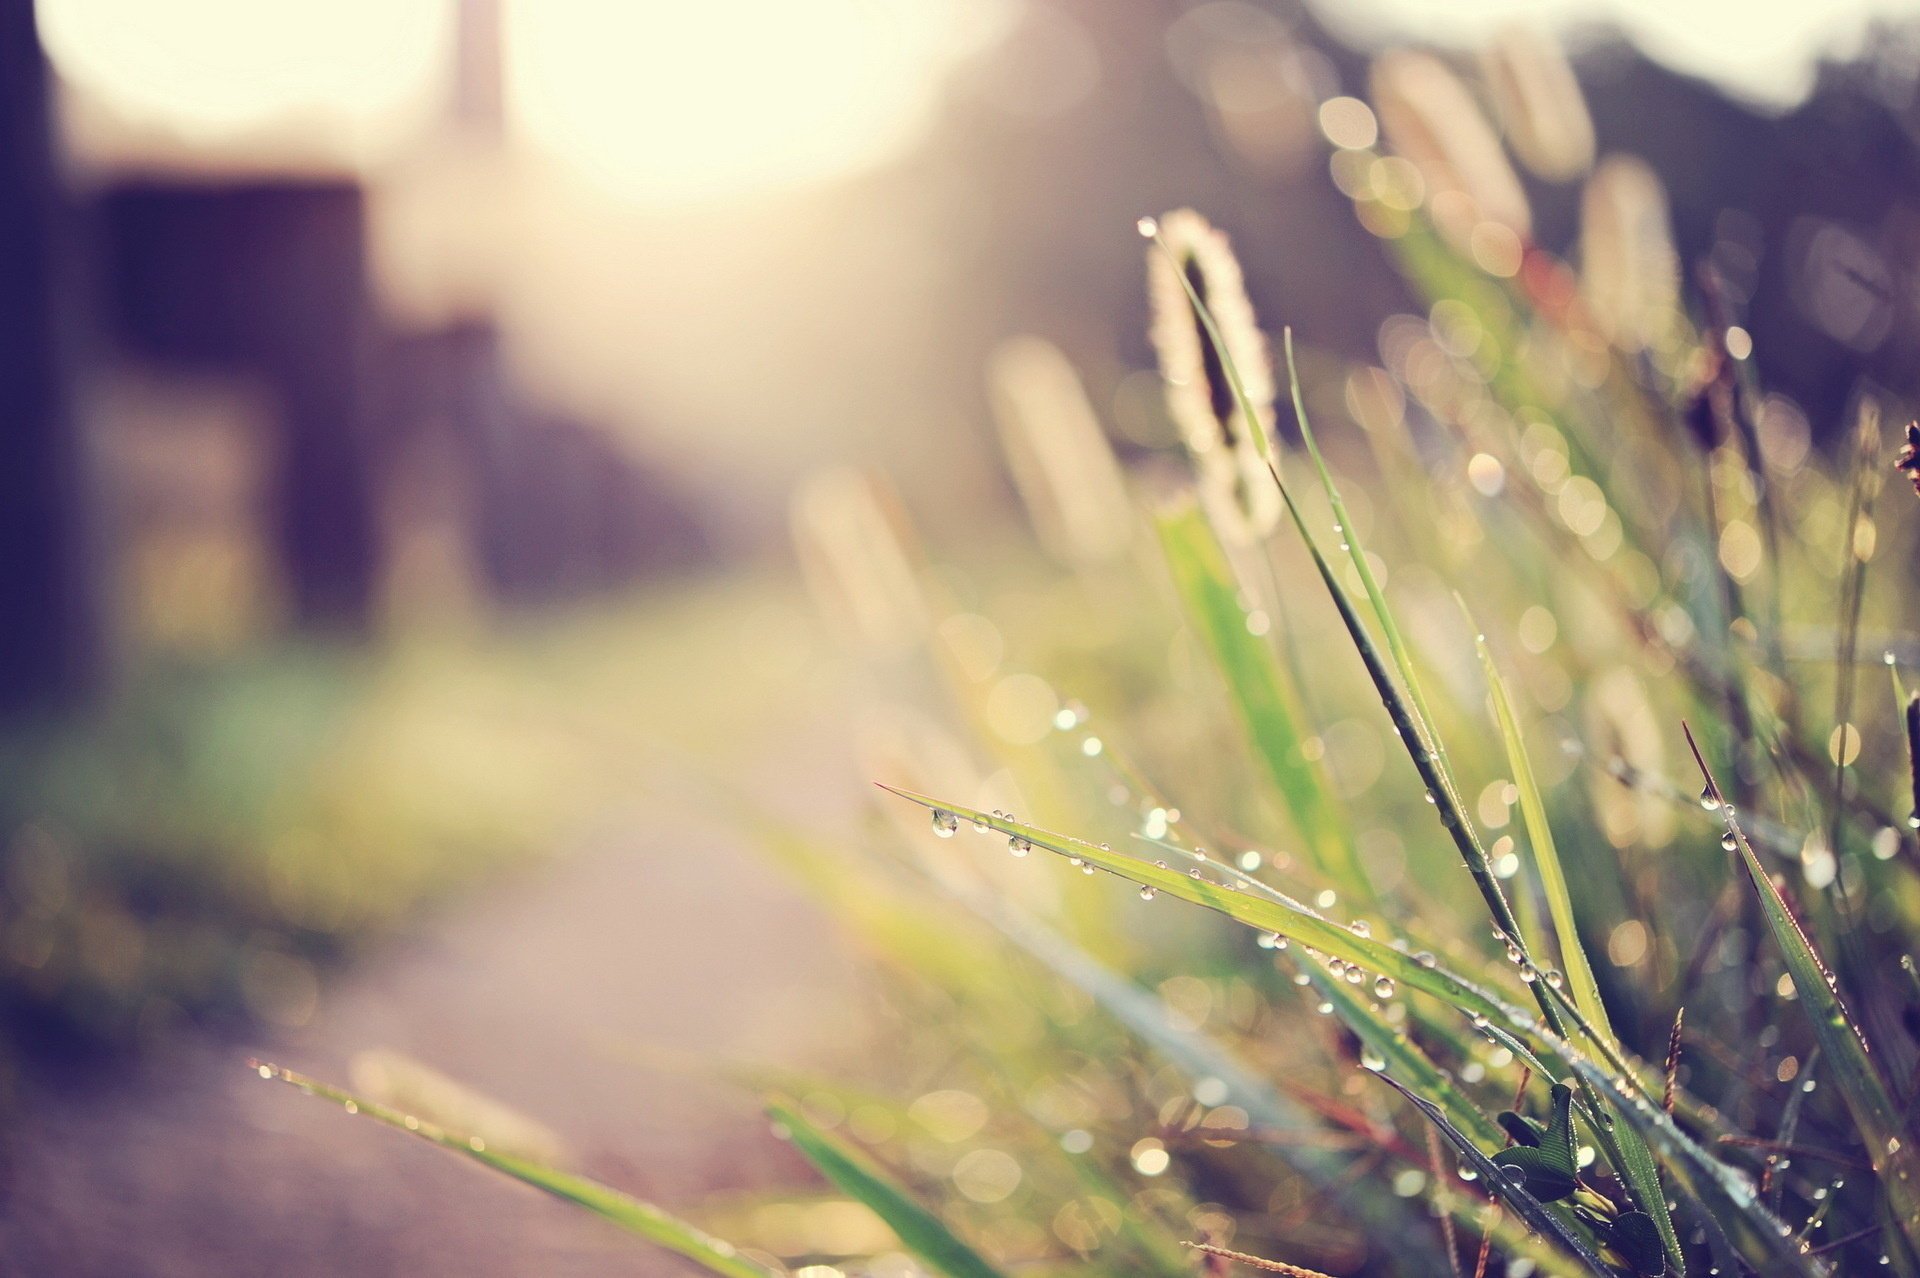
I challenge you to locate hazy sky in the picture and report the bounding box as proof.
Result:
[1320,0,1920,108]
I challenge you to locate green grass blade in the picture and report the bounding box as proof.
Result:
[1155,502,1361,893]
[879,785,1554,1062]
[251,1061,778,1278]
[1476,635,1608,1039]
[1282,330,1453,779]
[881,787,1834,1275]
[1554,1052,1824,1276]
[1150,230,1529,991]
[766,1098,1007,1278]
[1371,1073,1613,1276]
[1685,725,1920,1255]
[1475,635,1687,1273]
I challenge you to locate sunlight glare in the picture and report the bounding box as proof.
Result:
[37,0,451,166]
[504,0,993,206]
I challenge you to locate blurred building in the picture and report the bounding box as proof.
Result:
[0,0,706,711]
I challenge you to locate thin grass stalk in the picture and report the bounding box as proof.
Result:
[1283,329,1460,793]
[1147,226,1690,1267]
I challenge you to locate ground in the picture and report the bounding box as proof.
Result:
[0,796,868,1275]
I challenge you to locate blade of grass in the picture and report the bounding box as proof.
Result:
[1893,657,1920,839]
[1829,402,1883,866]
[250,1061,779,1278]
[1371,1073,1612,1276]
[1475,632,1688,1272]
[1475,632,1609,1041]
[1150,244,1686,1266]
[1155,502,1363,895]
[766,1097,1007,1278]
[1283,329,1455,784]
[1684,723,1920,1257]
[883,787,1823,1275]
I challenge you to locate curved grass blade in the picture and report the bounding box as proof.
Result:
[1554,1051,1823,1276]
[879,784,1550,1041]
[1175,287,1689,1251]
[1685,725,1920,1257]
[1155,502,1362,894]
[766,1098,1006,1278]
[882,787,1826,1275]
[1371,1073,1612,1275]
[250,1061,778,1278]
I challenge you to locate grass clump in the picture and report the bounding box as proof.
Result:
[264,39,1920,1278]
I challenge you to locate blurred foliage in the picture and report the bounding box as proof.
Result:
[260,26,1920,1278]
[0,577,812,1046]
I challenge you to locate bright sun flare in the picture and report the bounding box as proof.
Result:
[38,0,989,204]
[502,0,984,205]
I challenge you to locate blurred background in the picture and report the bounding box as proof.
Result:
[1,0,1918,1273]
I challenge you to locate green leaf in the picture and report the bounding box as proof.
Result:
[1154,502,1361,893]
[878,785,1543,1044]
[250,1061,778,1278]
[1493,1084,1578,1202]
[1605,1211,1668,1277]
[767,1098,1007,1278]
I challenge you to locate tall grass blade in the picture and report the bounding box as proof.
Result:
[766,1098,1008,1278]
[1155,502,1361,894]
[249,1061,779,1278]
[1475,634,1609,1039]
[1477,635,1689,1271]
[1684,725,1920,1258]
[1283,329,1454,781]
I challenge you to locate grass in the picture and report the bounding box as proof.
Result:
[255,37,1920,1278]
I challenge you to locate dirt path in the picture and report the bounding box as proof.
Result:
[0,800,869,1276]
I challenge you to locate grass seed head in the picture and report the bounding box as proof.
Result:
[986,336,1135,567]
[1480,24,1596,181]
[1369,50,1532,252]
[1145,208,1281,543]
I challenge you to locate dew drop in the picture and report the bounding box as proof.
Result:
[1374,976,1397,999]
[1350,920,1371,938]
[1136,215,1159,238]
[1009,836,1031,858]
[1139,885,1157,901]
[1721,833,1737,852]
[932,809,959,838]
